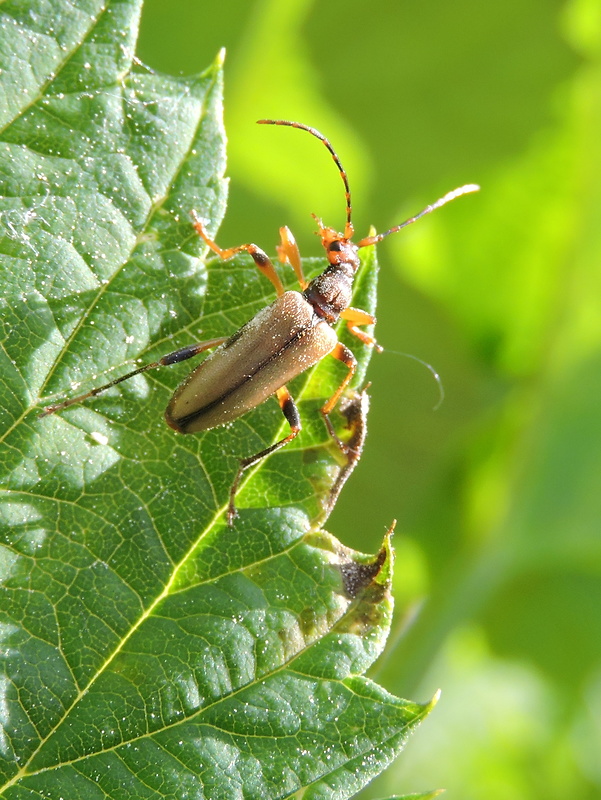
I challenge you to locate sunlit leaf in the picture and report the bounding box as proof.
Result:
[0,2,434,797]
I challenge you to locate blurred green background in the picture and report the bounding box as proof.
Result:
[137,1,601,797]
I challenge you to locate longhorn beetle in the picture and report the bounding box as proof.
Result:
[42,120,479,525]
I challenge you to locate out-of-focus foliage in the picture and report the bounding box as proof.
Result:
[138,0,601,797]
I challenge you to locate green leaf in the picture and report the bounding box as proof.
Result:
[0,2,433,797]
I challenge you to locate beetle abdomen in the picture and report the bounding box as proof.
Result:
[165,291,337,434]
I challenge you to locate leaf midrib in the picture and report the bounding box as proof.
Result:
[17,552,388,782]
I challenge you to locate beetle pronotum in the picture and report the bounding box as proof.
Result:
[42,120,478,525]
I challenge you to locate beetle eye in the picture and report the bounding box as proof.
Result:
[329,241,342,252]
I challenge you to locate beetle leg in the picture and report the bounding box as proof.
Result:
[277,225,307,289]
[340,306,383,352]
[40,337,228,417]
[227,385,301,526]
[191,211,285,297]
[320,342,357,453]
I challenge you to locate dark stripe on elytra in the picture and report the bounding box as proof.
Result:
[174,323,314,429]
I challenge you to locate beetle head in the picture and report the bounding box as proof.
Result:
[312,215,360,270]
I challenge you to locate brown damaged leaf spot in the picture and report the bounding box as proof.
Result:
[340,545,388,599]
[335,523,395,635]
[298,524,394,637]
[337,554,391,638]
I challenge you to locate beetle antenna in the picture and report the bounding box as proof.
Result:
[257,119,354,238]
[357,183,480,247]
[385,349,445,410]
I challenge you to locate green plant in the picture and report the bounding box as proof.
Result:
[0,2,435,797]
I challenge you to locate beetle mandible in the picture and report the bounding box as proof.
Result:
[42,119,479,525]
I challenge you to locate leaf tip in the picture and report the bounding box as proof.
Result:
[430,688,442,708]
